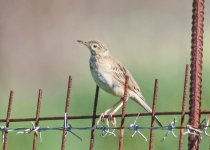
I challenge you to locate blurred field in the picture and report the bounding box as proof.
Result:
[0,0,210,149]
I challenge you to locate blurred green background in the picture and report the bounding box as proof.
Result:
[0,0,210,149]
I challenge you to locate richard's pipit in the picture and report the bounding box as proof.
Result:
[77,40,162,127]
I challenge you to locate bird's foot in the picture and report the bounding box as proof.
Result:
[96,111,116,136]
[97,111,117,127]
[108,112,116,127]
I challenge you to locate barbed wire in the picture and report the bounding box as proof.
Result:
[0,113,209,143]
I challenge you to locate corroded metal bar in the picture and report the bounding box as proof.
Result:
[3,91,14,150]
[179,65,189,150]
[149,79,159,150]
[119,75,129,150]
[188,0,205,149]
[61,76,72,150]
[89,86,99,150]
[32,89,43,150]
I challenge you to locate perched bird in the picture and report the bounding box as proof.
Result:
[77,40,162,127]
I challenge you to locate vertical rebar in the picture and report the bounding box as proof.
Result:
[179,65,189,150]
[3,91,14,150]
[61,76,72,150]
[119,75,129,150]
[149,79,159,150]
[209,140,210,150]
[32,89,43,150]
[89,86,100,150]
[188,0,205,149]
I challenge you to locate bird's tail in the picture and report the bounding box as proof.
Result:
[133,95,163,127]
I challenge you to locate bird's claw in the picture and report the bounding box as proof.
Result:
[108,112,116,127]
[97,112,117,127]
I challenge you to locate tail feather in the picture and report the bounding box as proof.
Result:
[134,95,163,127]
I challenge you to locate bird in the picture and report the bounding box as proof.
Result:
[77,40,162,127]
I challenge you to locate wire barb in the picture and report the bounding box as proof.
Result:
[200,116,210,137]
[16,122,42,142]
[128,113,147,141]
[161,118,177,141]
[98,126,116,137]
[128,124,147,141]
[0,117,209,144]
[184,116,210,140]
[0,126,6,143]
[63,113,82,141]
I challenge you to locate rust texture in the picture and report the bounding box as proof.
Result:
[179,65,189,150]
[188,0,205,149]
[3,91,14,150]
[61,76,72,150]
[119,75,129,150]
[32,89,43,150]
[149,79,159,150]
[89,86,100,150]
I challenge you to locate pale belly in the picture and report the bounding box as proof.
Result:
[91,67,117,95]
[89,57,124,97]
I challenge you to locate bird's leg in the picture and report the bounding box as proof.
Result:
[107,100,123,127]
[109,97,129,126]
[97,108,112,126]
[97,99,123,127]
[110,100,123,115]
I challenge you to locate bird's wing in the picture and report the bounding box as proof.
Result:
[109,57,163,127]
[110,57,145,101]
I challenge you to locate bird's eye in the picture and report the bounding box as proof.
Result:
[93,45,97,48]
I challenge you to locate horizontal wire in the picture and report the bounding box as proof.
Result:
[0,125,208,132]
[0,111,210,123]
[0,117,209,142]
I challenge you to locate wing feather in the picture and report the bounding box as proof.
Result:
[110,57,144,101]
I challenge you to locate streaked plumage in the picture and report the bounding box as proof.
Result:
[77,40,162,126]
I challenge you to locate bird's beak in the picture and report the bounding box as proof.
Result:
[77,40,89,47]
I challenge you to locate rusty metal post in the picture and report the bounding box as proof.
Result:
[188,0,205,149]
[89,86,100,150]
[32,89,43,150]
[3,91,14,150]
[61,76,72,150]
[118,75,129,150]
[179,65,189,150]
[149,79,159,150]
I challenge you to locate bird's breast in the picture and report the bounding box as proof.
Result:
[89,59,116,95]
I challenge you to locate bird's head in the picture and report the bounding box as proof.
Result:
[77,40,109,56]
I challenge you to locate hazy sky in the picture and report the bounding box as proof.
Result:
[0,0,209,90]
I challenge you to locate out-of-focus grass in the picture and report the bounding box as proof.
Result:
[1,65,210,149]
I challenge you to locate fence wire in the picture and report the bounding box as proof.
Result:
[0,63,209,150]
[0,64,209,150]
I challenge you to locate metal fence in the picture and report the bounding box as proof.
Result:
[0,0,207,149]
